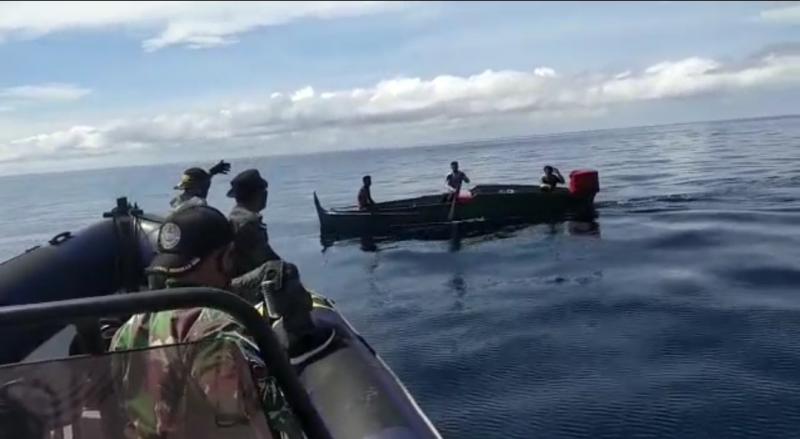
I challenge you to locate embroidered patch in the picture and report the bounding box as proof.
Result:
[160,222,182,250]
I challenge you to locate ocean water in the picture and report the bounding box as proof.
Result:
[2,115,800,438]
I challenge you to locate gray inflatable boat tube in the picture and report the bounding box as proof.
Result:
[279,296,442,439]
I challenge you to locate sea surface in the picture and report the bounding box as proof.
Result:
[2,115,800,438]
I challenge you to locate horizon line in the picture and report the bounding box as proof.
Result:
[1,112,797,180]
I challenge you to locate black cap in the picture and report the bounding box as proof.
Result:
[226,169,268,197]
[174,167,211,190]
[147,205,234,275]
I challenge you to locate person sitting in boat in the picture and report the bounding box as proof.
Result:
[446,161,470,195]
[110,205,308,439]
[358,175,376,210]
[226,169,336,363]
[540,165,565,191]
[169,159,231,212]
[227,169,281,264]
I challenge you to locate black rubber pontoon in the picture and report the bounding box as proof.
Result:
[281,295,441,438]
[0,199,161,364]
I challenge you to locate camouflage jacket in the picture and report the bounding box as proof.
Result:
[110,296,305,438]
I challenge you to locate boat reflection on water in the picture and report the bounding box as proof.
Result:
[359,236,379,253]
[567,219,601,237]
[321,212,601,252]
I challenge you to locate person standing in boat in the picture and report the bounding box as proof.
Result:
[358,175,376,210]
[226,168,336,363]
[110,205,307,438]
[169,160,231,212]
[445,161,471,196]
[541,165,565,191]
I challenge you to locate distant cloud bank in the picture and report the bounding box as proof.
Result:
[2,51,799,163]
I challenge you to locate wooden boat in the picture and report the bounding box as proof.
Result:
[315,170,600,242]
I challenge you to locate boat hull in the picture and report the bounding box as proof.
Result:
[276,295,441,438]
[315,184,596,242]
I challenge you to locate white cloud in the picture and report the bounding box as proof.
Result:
[291,86,316,102]
[0,1,402,51]
[0,83,91,102]
[3,53,800,164]
[760,4,800,24]
[534,67,557,78]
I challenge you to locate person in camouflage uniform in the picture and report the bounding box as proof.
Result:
[110,205,305,439]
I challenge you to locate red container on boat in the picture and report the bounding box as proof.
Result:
[569,169,599,199]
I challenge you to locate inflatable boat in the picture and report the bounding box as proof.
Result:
[315,169,599,242]
[0,198,441,439]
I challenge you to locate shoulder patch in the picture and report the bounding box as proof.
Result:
[159,222,181,250]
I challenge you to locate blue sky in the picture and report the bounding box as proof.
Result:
[1,1,800,174]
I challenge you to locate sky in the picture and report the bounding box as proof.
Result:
[1,1,800,175]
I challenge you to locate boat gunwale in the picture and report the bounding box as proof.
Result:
[315,192,448,218]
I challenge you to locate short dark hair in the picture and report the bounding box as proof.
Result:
[451,161,458,167]
[363,175,371,184]
[544,165,554,173]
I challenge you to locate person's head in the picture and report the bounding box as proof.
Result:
[227,169,268,213]
[450,161,459,172]
[146,205,236,289]
[175,167,212,198]
[362,175,371,187]
[544,165,554,176]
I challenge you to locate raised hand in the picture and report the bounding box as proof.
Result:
[209,160,231,176]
